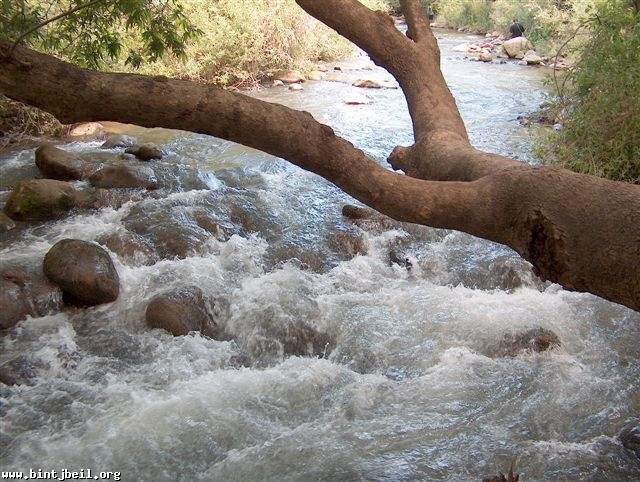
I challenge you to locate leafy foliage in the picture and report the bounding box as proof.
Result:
[538,0,640,182]
[113,0,392,87]
[0,0,201,68]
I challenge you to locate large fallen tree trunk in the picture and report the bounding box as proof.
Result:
[0,0,638,312]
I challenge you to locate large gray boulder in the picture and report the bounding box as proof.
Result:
[35,144,88,181]
[502,37,534,59]
[3,179,81,221]
[89,164,158,190]
[145,286,219,337]
[43,239,120,305]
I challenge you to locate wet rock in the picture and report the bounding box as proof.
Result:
[0,357,38,386]
[97,231,159,266]
[35,144,88,181]
[125,143,163,161]
[65,122,105,139]
[0,268,63,330]
[344,93,371,105]
[89,164,158,190]
[123,203,218,259]
[353,79,383,89]
[193,210,227,240]
[619,423,640,456]
[4,179,81,221]
[289,84,304,91]
[43,239,120,306]
[487,328,560,358]
[276,70,305,84]
[265,244,327,273]
[483,467,519,482]
[0,212,17,232]
[93,188,148,210]
[342,204,374,220]
[502,37,534,59]
[327,231,367,260]
[101,134,137,149]
[523,50,542,65]
[272,79,284,87]
[145,286,218,337]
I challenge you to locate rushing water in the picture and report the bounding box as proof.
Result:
[1,31,639,481]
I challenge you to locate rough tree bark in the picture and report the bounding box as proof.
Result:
[0,0,638,312]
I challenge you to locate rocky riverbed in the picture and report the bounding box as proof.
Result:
[1,30,639,481]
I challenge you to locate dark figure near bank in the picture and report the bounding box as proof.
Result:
[510,19,525,38]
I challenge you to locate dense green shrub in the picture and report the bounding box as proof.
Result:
[436,0,494,33]
[538,0,640,183]
[117,0,392,87]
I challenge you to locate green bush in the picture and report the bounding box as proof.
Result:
[538,0,640,183]
[116,0,392,87]
[436,0,494,33]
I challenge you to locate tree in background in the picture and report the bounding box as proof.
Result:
[540,0,640,183]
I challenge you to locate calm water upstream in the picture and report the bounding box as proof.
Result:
[1,30,639,481]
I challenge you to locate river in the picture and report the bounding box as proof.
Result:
[1,30,639,481]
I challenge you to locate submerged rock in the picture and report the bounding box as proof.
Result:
[43,239,120,306]
[487,327,560,358]
[89,164,158,190]
[288,84,304,91]
[101,134,137,149]
[125,143,163,161]
[0,267,63,330]
[327,231,367,260]
[97,231,159,266]
[353,79,383,89]
[3,179,83,221]
[145,286,219,337]
[0,356,38,386]
[35,144,88,181]
[619,423,640,456]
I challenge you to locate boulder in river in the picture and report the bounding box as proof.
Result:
[101,134,137,149]
[43,239,120,305]
[523,50,542,65]
[4,179,81,221]
[619,423,640,456]
[65,122,105,139]
[125,143,163,161]
[288,84,304,91]
[35,144,88,181]
[97,230,159,267]
[0,356,38,386]
[353,79,383,89]
[89,164,158,190]
[502,37,534,59]
[276,70,305,84]
[307,71,325,81]
[145,286,219,337]
[0,267,63,330]
[487,327,560,358]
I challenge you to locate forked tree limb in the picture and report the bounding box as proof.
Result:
[0,0,639,312]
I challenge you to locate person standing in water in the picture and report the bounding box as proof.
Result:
[510,19,526,38]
